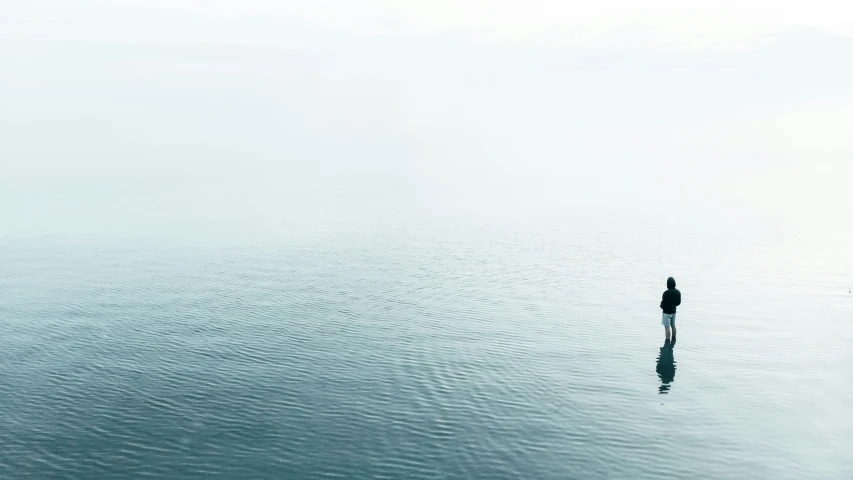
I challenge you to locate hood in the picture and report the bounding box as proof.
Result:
[667,277,676,289]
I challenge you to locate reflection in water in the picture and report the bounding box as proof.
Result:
[656,340,677,394]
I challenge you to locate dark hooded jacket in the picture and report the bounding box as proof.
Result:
[660,277,681,315]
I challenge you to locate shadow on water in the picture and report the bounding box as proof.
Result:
[656,340,676,394]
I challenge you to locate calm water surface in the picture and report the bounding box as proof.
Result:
[1,219,851,479]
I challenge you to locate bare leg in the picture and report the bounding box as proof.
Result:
[671,323,677,341]
[664,325,671,341]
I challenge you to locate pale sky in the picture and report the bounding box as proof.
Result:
[1,1,852,239]
[4,1,853,47]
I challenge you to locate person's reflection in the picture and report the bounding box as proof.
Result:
[656,340,676,394]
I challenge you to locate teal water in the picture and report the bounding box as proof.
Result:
[1,220,851,479]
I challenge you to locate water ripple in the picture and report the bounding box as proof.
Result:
[1,225,851,479]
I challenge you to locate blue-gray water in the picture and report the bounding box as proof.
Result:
[2,219,851,479]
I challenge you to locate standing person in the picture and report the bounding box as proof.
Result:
[660,277,681,343]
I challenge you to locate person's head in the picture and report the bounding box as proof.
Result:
[667,277,676,289]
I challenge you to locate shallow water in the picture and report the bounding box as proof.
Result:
[1,218,851,479]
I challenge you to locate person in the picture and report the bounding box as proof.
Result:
[660,277,681,342]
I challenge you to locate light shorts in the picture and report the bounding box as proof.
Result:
[662,313,676,327]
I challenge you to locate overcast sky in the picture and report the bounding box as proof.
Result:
[1,1,851,239]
